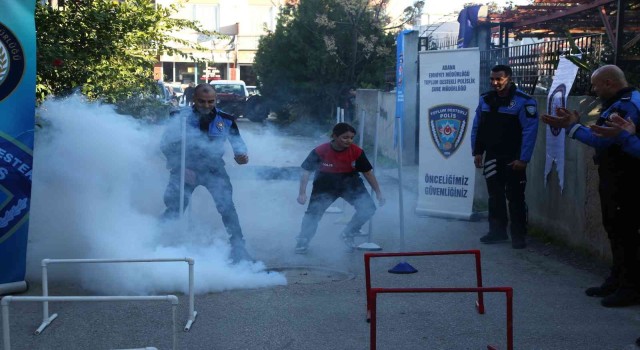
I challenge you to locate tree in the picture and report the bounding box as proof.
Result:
[36,0,217,114]
[253,0,423,123]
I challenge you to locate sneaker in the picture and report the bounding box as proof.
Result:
[585,279,619,297]
[295,238,309,254]
[229,241,254,264]
[340,232,356,252]
[479,232,509,244]
[353,229,368,237]
[511,237,526,249]
[600,287,640,307]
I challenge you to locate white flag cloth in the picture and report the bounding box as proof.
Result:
[545,57,580,192]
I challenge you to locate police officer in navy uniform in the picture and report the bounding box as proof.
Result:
[471,64,539,249]
[161,83,252,263]
[542,65,640,307]
[590,110,640,158]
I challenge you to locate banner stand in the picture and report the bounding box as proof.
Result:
[388,31,418,274]
[0,1,37,295]
[0,281,27,296]
[357,110,382,252]
[389,120,417,275]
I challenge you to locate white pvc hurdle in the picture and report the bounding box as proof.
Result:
[1,295,178,350]
[36,258,197,334]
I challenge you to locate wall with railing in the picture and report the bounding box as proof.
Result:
[479,35,604,95]
[386,35,605,95]
[357,90,611,261]
[526,96,610,259]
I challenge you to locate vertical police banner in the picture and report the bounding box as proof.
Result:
[0,1,36,295]
[416,49,479,219]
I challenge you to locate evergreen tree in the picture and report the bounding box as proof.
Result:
[254,0,423,122]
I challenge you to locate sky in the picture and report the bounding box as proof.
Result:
[424,0,530,16]
[389,0,532,22]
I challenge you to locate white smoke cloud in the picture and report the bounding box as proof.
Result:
[27,96,286,295]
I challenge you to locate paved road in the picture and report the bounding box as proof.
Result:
[4,118,640,350]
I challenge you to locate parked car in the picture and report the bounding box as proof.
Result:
[247,85,258,96]
[209,80,269,122]
[155,81,174,105]
[170,83,184,99]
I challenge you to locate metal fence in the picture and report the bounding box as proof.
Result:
[419,35,459,51]
[479,34,605,95]
[385,34,605,95]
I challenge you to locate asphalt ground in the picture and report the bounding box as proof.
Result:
[4,118,640,350]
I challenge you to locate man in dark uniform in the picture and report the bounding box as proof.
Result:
[542,65,640,307]
[161,84,252,263]
[471,64,539,249]
[183,82,195,106]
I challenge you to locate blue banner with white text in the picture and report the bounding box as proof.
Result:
[0,1,36,294]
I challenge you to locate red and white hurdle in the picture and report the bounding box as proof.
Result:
[364,250,514,350]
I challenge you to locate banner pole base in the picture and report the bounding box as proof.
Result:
[0,281,28,296]
[357,242,382,251]
[388,262,418,274]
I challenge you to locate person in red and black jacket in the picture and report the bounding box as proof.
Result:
[295,123,385,254]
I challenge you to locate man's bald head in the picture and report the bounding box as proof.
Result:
[193,83,217,115]
[593,65,628,85]
[590,65,629,100]
[194,83,216,96]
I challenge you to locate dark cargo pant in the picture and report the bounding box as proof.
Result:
[483,157,528,240]
[162,166,244,242]
[298,175,376,242]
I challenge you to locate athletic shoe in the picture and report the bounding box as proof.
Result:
[341,232,356,252]
[295,238,309,254]
[479,232,509,244]
[585,278,619,297]
[600,288,640,307]
[511,237,527,249]
[353,229,368,237]
[229,240,254,264]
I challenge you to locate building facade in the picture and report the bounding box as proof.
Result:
[155,0,283,86]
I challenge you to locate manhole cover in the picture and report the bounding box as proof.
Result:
[267,266,355,284]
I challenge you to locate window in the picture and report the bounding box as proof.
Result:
[193,4,219,32]
[174,4,219,32]
[212,84,245,97]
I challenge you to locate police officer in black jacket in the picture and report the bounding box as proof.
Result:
[471,65,539,249]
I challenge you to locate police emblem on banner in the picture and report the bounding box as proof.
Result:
[547,84,566,136]
[0,22,26,102]
[428,104,469,158]
[0,133,32,244]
